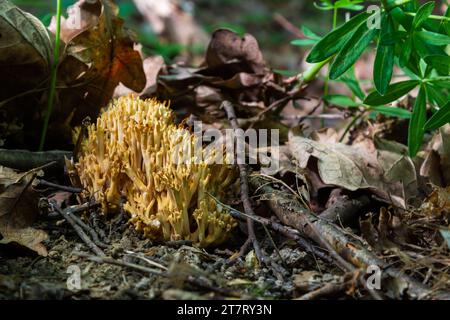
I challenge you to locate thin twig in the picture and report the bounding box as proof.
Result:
[207,192,333,264]
[223,101,266,265]
[74,252,244,298]
[50,201,105,257]
[67,209,108,249]
[37,178,83,193]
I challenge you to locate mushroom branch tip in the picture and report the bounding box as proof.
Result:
[71,95,238,247]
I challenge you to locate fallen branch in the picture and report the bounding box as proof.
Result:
[250,176,436,299]
[211,192,333,264]
[0,149,71,171]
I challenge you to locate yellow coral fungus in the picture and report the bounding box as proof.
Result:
[75,95,237,247]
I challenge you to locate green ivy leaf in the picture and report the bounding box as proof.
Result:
[408,85,427,156]
[424,101,450,131]
[374,14,395,95]
[306,12,370,63]
[329,22,378,79]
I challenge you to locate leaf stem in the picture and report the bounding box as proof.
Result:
[301,57,333,83]
[39,0,62,151]
[404,12,450,22]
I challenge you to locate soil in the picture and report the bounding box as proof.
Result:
[0,206,336,300]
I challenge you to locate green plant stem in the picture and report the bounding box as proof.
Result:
[322,7,339,127]
[404,12,450,22]
[339,111,365,142]
[39,0,62,151]
[302,57,333,83]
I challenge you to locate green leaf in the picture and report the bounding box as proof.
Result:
[0,0,52,66]
[291,39,319,46]
[372,106,411,119]
[339,69,366,101]
[424,55,450,74]
[408,85,427,156]
[306,12,370,63]
[416,30,450,46]
[424,101,450,131]
[412,1,435,29]
[386,0,414,11]
[301,25,321,40]
[380,31,407,45]
[324,94,360,107]
[364,80,420,106]
[426,83,448,107]
[374,14,395,95]
[272,69,299,77]
[329,23,378,79]
[399,36,413,67]
[314,0,364,11]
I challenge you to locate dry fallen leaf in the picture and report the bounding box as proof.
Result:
[420,124,450,187]
[0,0,146,150]
[0,166,48,256]
[53,0,146,126]
[288,130,417,208]
[0,0,52,102]
[156,29,289,124]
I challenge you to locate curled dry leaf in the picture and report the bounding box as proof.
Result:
[288,129,417,208]
[53,0,146,126]
[420,186,450,218]
[155,29,289,123]
[0,166,47,256]
[0,0,145,149]
[420,124,450,187]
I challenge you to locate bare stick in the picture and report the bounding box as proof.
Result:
[37,178,83,193]
[223,101,265,264]
[0,149,71,171]
[296,281,348,300]
[50,201,105,257]
[250,176,435,299]
[67,210,108,249]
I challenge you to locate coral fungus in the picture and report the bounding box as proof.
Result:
[74,95,237,247]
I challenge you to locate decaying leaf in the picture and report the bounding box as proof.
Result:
[53,0,146,126]
[0,0,145,150]
[0,166,48,256]
[0,0,52,101]
[288,129,417,208]
[420,124,450,187]
[420,186,450,218]
[155,29,290,123]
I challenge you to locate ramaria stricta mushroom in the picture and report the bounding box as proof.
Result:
[73,95,238,247]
